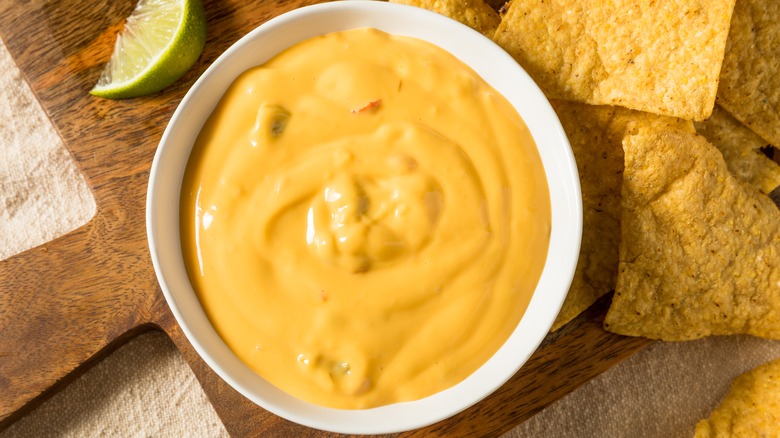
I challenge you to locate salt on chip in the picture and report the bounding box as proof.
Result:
[717,0,780,147]
[389,0,500,37]
[696,105,780,196]
[492,0,736,121]
[695,357,780,437]
[604,129,780,340]
[550,101,693,330]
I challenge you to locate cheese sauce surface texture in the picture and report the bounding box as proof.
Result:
[181,28,551,409]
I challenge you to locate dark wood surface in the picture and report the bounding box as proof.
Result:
[0,0,652,435]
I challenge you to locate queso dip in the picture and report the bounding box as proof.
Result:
[180,28,550,409]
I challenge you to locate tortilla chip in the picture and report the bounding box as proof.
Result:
[492,0,735,120]
[695,357,780,437]
[716,0,780,147]
[550,101,693,330]
[604,129,780,340]
[696,105,780,195]
[389,0,501,37]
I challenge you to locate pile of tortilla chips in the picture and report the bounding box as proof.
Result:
[390,0,780,337]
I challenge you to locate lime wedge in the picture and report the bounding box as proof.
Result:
[90,0,207,99]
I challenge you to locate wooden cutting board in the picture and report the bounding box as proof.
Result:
[0,0,652,435]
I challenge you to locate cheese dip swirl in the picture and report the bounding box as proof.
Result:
[181,28,551,409]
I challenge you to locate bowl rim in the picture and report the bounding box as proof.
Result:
[147,1,582,434]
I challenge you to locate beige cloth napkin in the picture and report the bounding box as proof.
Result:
[2,36,780,437]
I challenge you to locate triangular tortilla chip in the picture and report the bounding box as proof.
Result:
[389,0,500,37]
[604,129,780,340]
[695,357,780,437]
[492,0,735,120]
[550,101,693,329]
[716,0,780,147]
[696,105,780,195]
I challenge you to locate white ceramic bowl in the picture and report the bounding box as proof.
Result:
[147,1,582,434]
